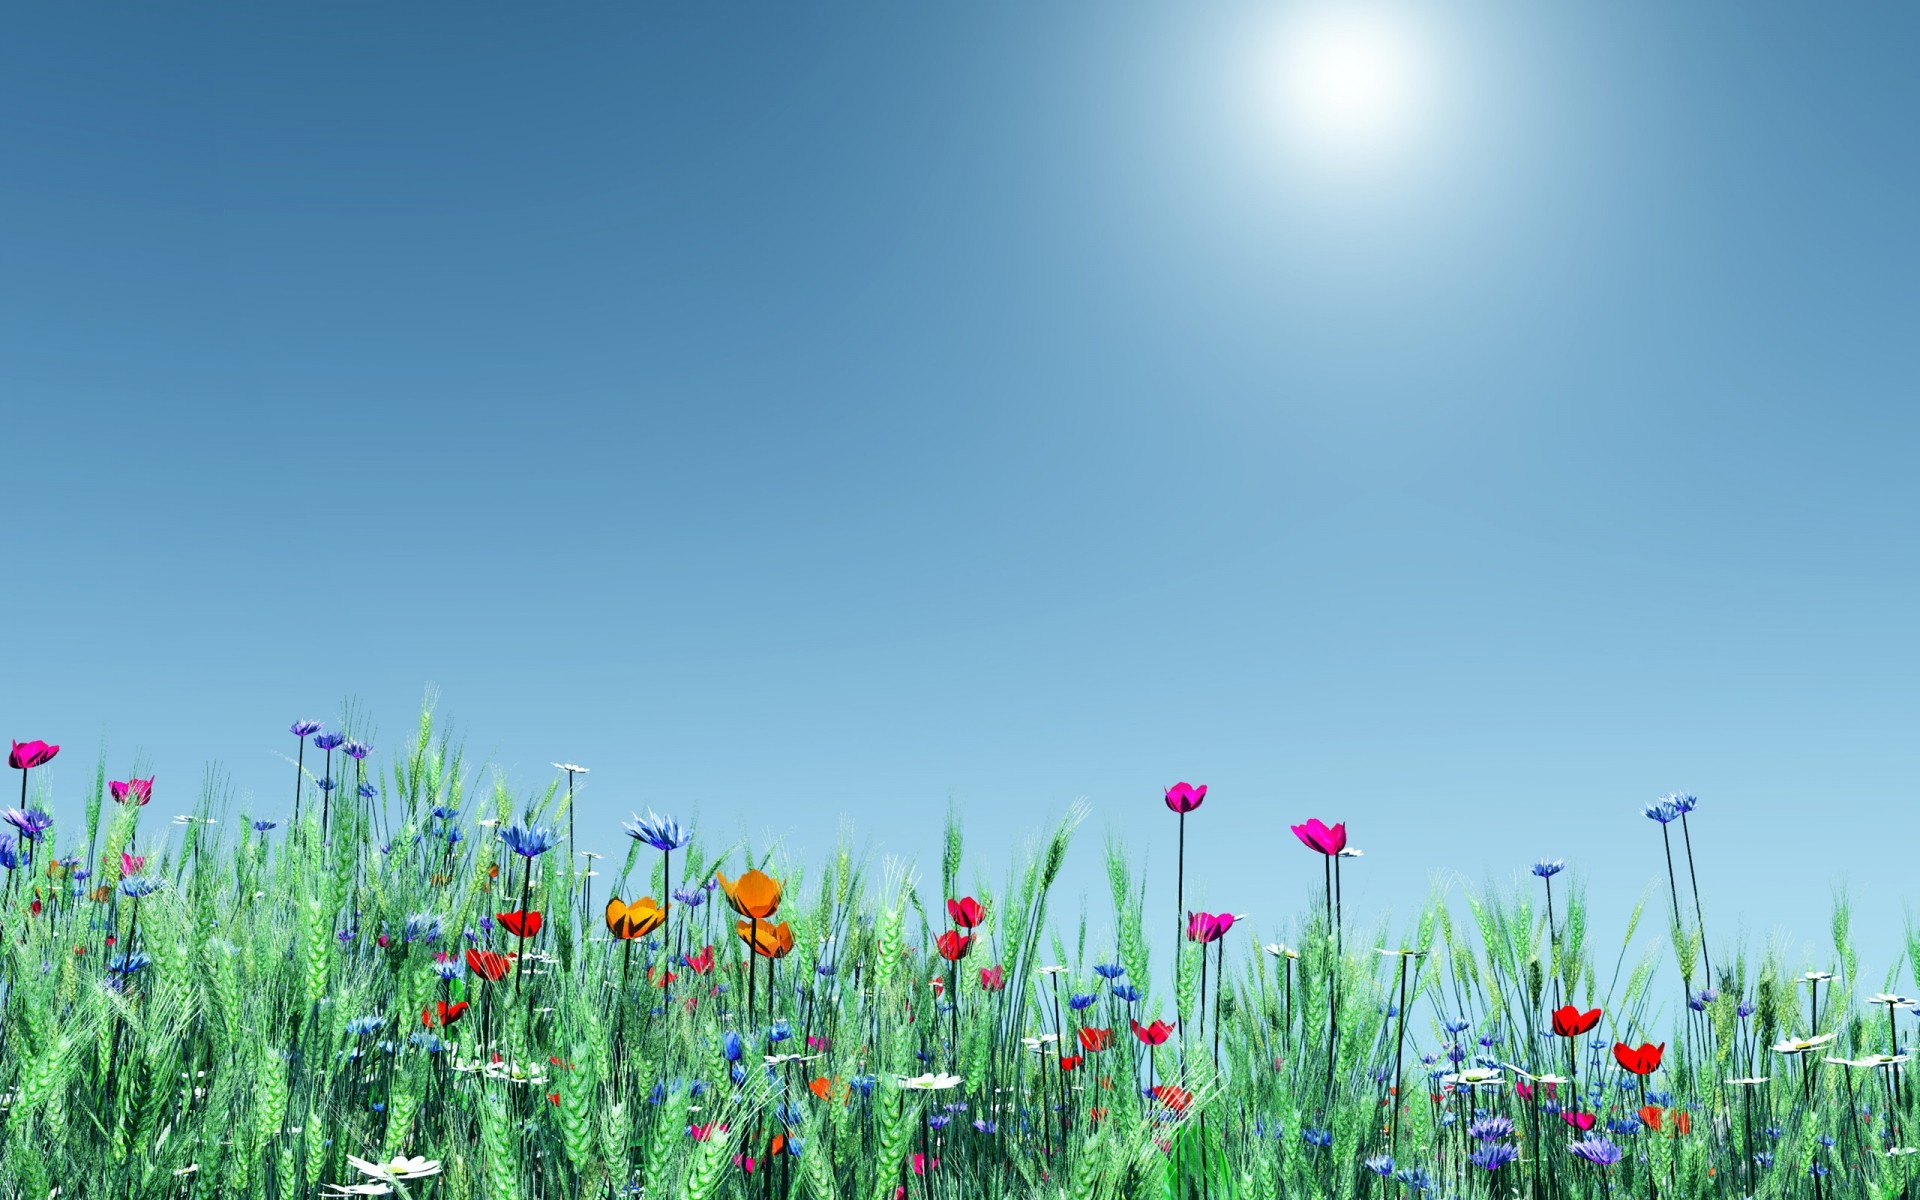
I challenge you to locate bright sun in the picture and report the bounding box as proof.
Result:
[1274,8,1430,161]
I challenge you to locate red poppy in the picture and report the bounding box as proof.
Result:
[946,896,985,928]
[978,965,1006,991]
[497,910,543,939]
[689,1122,728,1142]
[648,966,679,989]
[1078,1026,1113,1052]
[1059,1054,1083,1071]
[422,1000,470,1028]
[1090,1107,1110,1124]
[1613,1041,1664,1076]
[1130,1018,1175,1046]
[1551,1005,1602,1037]
[1639,1105,1664,1131]
[1675,1111,1691,1135]
[467,948,512,981]
[549,1092,561,1106]
[1152,1084,1192,1112]
[684,945,716,974]
[936,931,972,961]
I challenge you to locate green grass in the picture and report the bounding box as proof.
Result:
[0,707,1914,1199]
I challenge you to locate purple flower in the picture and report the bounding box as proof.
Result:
[2,808,53,842]
[290,721,323,738]
[341,740,371,761]
[1470,1143,1519,1171]
[1569,1137,1623,1167]
[313,732,346,753]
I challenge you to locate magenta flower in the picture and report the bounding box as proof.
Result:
[8,741,58,770]
[1290,818,1347,856]
[1186,912,1237,944]
[1164,782,1207,814]
[110,777,154,806]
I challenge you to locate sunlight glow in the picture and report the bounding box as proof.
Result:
[1273,8,1432,162]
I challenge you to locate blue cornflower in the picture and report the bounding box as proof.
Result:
[316,778,336,793]
[404,913,443,944]
[1609,1117,1644,1136]
[847,1075,876,1096]
[1531,859,1566,878]
[1394,1167,1433,1191]
[1302,1128,1333,1148]
[1093,962,1126,980]
[1111,984,1143,1003]
[1363,1154,1395,1177]
[291,720,324,738]
[1754,1151,1775,1169]
[928,1115,951,1130]
[729,1064,748,1085]
[0,836,19,871]
[1471,1143,1520,1171]
[445,826,464,846]
[1738,999,1755,1019]
[359,783,378,800]
[1443,1018,1471,1034]
[432,956,461,980]
[499,823,559,858]
[120,877,161,899]
[624,810,692,852]
[972,1119,997,1134]
[1643,801,1681,824]
[1665,792,1698,814]
[313,732,346,752]
[722,1031,743,1062]
[342,740,371,761]
[346,1016,385,1036]
[108,951,152,975]
[253,819,278,833]
[1568,1137,1623,1167]
[1069,993,1097,1011]
[1469,1115,1514,1141]
[2,808,53,842]
[672,888,706,908]
[769,1020,792,1044]
[430,805,459,821]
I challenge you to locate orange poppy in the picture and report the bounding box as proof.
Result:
[736,919,795,959]
[808,1076,841,1101]
[1639,1105,1663,1131]
[716,869,782,919]
[606,896,666,940]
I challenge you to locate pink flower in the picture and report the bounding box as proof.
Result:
[1163,782,1207,814]
[8,740,58,770]
[1185,911,1237,944]
[1289,818,1346,856]
[110,777,154,806]
[979,964,1006,991]
[121,851,147,876]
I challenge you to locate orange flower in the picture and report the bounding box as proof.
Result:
[606,896,666,940]
[716,869,783,919]
[1675,1111,1691,1135]
[1639,1105,1663,1131]
[736,919,795,959]
[808,1076,839,1101]
[1152,1085,1192,1112]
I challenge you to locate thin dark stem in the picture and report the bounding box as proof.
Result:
[1678,812,1712,984]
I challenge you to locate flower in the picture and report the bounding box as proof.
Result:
[897,1072,963,1090]
[1163,782,1207,814]
[1130,1018,1175,1046]
[1470,1143,1519,1171]
[978,965,1006,991]
[1664,792,1698,814]
[497,910,544,939]
[1289,818,1346,856]
[421,1000,470,1029]
[1079,1027,1114,1051]
[8,741,59,770]
[313,732,346,753]
[341,740,371,761]
[1469,1115,1515,1141]
[1773,1033,1838,1055]
[1364,1155,1395,1177]
[110,777,154,806]
[2,808,52,842]
[1613,1042,1664,1076]
[1531,859,1565,878]
[552,762,589,774]
[936,931,972,961]
[290,721,323,738]
[1568,1136,1624,1167]
[1185,912,1238,944]
[1152,1084,1192,1111]
[1263,943,1299,959]
[499,823,560,858]
[624,810,692,851]
[1093,962,1126,979]
[736,919,795,959]
[607,897,666,940]
[1642,801,1680,824]
[1551,1006,1602,1038]
[946,896,985,928]
[466,948,513,982]
[347,1154,443,1182]
[716,869,783,919]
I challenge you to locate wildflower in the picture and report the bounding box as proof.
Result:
[358,783,377,800]
[108,951,152,975]
[624,810,692,851]
[1185,912,1238,943]
[465,949,512,982]
[607,897,666,940]
[2,808,52,842]
[121,851,146,876]
[946,896,985,928]
[1130,1018,1175,1046]
[978,965,1006,991]
[672,887,707,908]
[1531,859,1565,878]
[1613,1042,1664,1075]
[347,1154,443,1182]
[1069,993,1096,1011]
[1079,1027,1114,1052]
[1059,1054,1083,1071]
[1469,1115,1515,1140]
[8,741,58,770]
[1393,1167,1433,1191]
[345,1016,385,1036]
[897,1072,963,1090]
[683,945,715,973]
[1153,1085,1193,1112]
[1773,1033,1838,1055]
[716,869,782,919]
[1093,962,1126,979]
[1163,782,1207,814]
[722,1031,744,1062]
[936,931,972,961]
[1263,943,1299,959]
[972,1118,998,1133]
[736,919,795,959]
[1364,1154,1395,1177]
[1301,1128,1334,1148]
[1289,818,1346,855]
[1664,792,1697,814]
[313,732,346,753]
[497,910,543,938]
[253,819,278,833]
[403,913,443,944]
[499,823,559,858]
[1642,801,1680,824]
[120,877,161,899]
[421,1000,469,1029]
[290,720,323,738]
[1551,1006,1602,1037]
[110,777,154,806]
[1470,1143,1519,1171]
[1568,1136,1623,1166]
[1111,983,1143,1002]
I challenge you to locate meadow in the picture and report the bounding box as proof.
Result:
[0,709,1912,1199]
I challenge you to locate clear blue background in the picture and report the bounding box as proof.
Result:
[4,3,1916,1006]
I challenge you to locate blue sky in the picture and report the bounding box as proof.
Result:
[4,3,1917,1003]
